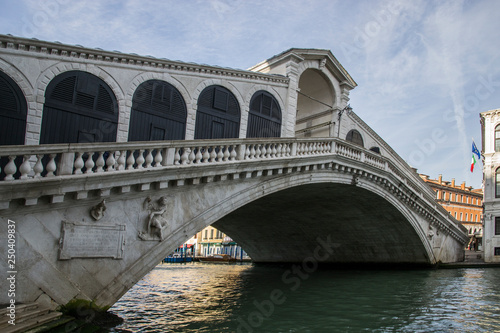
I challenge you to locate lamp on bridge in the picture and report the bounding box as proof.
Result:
[337,104,352,137]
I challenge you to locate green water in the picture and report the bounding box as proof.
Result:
[108,263,500,332]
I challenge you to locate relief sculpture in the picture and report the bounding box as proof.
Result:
[139,196,170,241]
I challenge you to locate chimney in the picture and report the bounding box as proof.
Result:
[451,178,455,187]
[461,181,465,190]
[438,174,442,184]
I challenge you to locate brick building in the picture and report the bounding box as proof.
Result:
[420,174,483,248]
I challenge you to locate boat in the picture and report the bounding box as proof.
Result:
[198,254,237,263]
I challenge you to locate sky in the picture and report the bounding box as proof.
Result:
[1,0,499,188]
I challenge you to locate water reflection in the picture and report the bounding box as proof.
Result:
[109,264,500,332]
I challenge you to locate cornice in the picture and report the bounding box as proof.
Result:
[0,34,289,85]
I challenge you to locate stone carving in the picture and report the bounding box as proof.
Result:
[139,196,169,241]
[427,226,434,239]
[90,200,106,221]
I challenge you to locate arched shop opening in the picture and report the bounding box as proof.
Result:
[128,80,187,141]
[41,70,118,144]
[246,90,282,138]
[194,85,240,139]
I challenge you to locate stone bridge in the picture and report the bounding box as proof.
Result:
[0,35,467,312]
[0,137,467,310]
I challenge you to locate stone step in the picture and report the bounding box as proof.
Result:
[0,303,63,333]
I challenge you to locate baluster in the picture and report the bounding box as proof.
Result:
[223,145,230,161]
[46,154,57,177]
[195,148,203,163]
[145,149,153,168]
[245,145,251,160]
[117,151,127,170]
[85,152,95,174]
[202,147,210,163]
[19,155,32,179]
[136,150,145,169]
[74,152,84,174]
[276,144,282,157]
[106,151,116,171]
[249,145,256,159]
[188,148,196,164]
[154,149,163,167]
[34,154,43,178]
[272,144,277,158]
[255,144,262,159]
[95,152,105,172]
[180,148,190,165]
[216,146,224,162]
[230,145,237,161]
[261,144,267,158]
[4,156,17,180]
[126,151,135,170]
[209,146,217,162]
[174,148,181,165]
[286,143,291,156]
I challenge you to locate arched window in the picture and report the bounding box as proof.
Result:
[496,167,500,198]
[346,129,364,147]
[128,80,187,141]
[0,71,27,180]
[496,124,500,151]
[0,71,27,145]
[194,85,240,139]
[247,90,281,138]
[41,71,118,143]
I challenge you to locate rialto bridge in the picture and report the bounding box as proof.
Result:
[0,35,468,311]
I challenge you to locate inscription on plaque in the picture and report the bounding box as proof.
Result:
[59,221,126,260]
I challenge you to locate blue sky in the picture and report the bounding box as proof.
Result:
[1,0,499,188]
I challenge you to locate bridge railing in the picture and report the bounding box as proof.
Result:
[0,137,434,200]
[0,138,388,181]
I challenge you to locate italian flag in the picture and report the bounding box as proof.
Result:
[470,154,477,172]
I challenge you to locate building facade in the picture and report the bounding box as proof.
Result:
[480,108,500,262]
[184,226,248,259]
[420,174,483,249]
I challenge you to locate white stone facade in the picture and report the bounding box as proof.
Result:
[481,108,500,262]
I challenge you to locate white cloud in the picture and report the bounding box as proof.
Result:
[1,0,499,188]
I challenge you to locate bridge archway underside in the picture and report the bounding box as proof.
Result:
[214,183,430,264]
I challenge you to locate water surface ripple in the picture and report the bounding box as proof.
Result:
[109,263,500,332]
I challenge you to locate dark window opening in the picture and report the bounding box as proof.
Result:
[495,247,500,256]
[128,80,187,142]
[346,129,364,147]
[495,217,500,235]
[41,71,118,144]
[369,147,380,154]
[247,90,282,138]
[195,85,240,139]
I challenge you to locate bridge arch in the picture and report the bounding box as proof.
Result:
[91,167,438,308]
[192,172,434,264]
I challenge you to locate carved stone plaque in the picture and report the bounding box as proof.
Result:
[59,221,126,260]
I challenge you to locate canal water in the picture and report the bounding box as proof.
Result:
[107,263,500,332]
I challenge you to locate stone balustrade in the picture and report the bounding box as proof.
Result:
[0,138,389,181]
